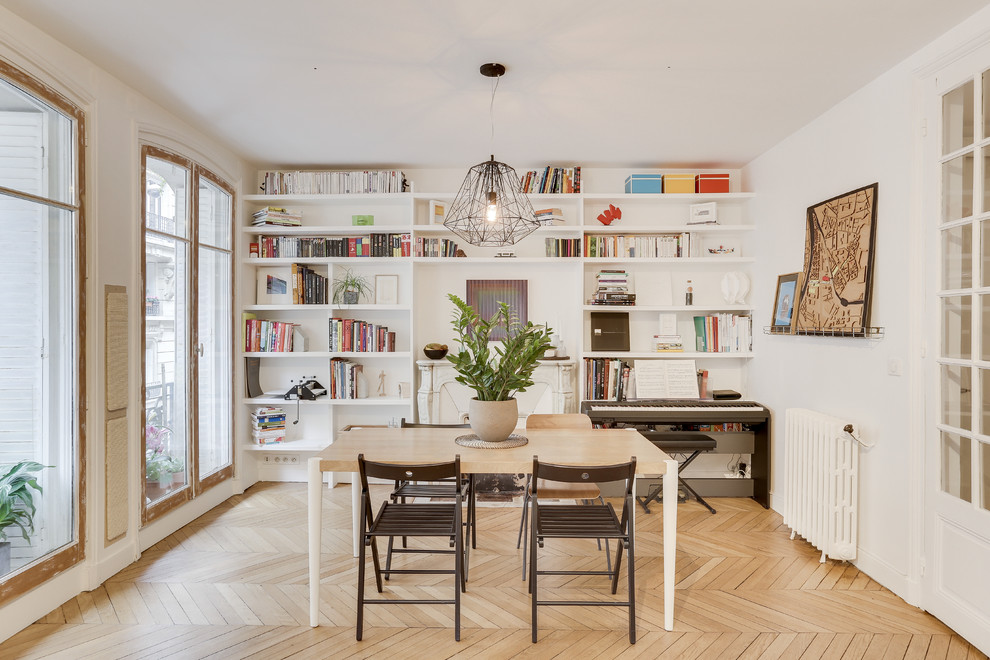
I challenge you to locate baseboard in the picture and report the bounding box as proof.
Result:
[853,546,918,606]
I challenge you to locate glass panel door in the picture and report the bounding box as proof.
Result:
[197,245,231,479]
[144,157,190,506]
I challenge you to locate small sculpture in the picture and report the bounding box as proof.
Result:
[597,204,621,226]
[377,370,386,397]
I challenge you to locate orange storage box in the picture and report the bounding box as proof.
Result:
[662,173,694,194]
[695,173,730,193]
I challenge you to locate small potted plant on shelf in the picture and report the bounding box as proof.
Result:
[331,269,372,305]
[446,293,553,443]
[0,460,48,575]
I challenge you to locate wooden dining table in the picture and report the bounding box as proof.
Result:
[307,426,680,631]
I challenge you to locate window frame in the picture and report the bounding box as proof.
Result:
[0,59,87,605]
[140,145,234,525]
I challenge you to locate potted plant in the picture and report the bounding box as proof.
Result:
[446,293,553,442]
[0,460,48,575]
[331,269,372,305]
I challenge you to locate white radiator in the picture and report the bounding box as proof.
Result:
[784,408,864,562]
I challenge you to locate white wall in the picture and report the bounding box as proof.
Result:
[0,5,253,642]
[743,4,990,606]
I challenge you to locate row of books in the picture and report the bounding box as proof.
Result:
[329,358,363,399]
[545,238,581,257]
[675,423,746,432]
[243,318,299,352]
[251,406,286,445]
[693,314,753,353]
[519,166,582,194]
[253,233,413,258]
[328,318,396,353]
[416,237,459,258]
[252,206,302,226]
[584,358,631,401]
[290,264,328,304]
[584,233,691,258]
[260,170,407,195]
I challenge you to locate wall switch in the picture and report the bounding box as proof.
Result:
[887,358,903,376]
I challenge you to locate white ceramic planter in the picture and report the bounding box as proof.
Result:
[468,398,518,443]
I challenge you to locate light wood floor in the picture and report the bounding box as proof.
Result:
[4,482,986,659]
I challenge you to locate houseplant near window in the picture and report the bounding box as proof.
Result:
[446,293,553,442]
[0,460,48,575]
[331,269,372,305]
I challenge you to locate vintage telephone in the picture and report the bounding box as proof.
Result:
[283,377,326,424]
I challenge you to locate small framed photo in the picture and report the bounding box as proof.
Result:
[375,274,399,305]
[429,199,447,225]
[771,272,804,334]
[256,267,293,305]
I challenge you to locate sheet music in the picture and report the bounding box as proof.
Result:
[634,359,700,399]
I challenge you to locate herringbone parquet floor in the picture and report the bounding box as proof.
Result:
[3,482,985,659]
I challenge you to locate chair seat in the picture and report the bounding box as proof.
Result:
[369,503,458,538]
[535,504,623,538]
[535,478,601,500]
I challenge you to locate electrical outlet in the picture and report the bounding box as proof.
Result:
[263,454,299,465]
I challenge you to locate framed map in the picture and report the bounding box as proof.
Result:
[795,183,878,335]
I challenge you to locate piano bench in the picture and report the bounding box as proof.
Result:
[640,432,717,515]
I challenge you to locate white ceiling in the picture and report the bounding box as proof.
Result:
[2,0,988,169]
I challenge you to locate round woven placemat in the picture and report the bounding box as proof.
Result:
[454,433,529,449]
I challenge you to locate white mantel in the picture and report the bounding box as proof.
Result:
[416,359,576,424]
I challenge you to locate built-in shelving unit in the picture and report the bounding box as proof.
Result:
[239,173,756,462]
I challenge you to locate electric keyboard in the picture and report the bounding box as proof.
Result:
[582,399,770,424]
[580,399,772,508]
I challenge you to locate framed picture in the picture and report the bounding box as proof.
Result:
[429,199,447,225]
[796,183,879,334]
[771,272,803,334]
[256,267,293,305]
[375,274,399,305]
[466,279,528,341]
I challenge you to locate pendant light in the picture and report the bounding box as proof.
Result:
[444,63,539,247]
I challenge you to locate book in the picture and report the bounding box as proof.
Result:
[634,359,700,399]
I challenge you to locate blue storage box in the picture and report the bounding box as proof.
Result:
[624,174,663,194]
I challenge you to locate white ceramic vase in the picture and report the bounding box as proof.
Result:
[468,398,518,443]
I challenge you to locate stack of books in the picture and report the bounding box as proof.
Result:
[653,335,684,352]
[329,358,363,398]
[534,207,564,226]
[588,269,636,305]
[252,206,302,226]
[250,407,286,445]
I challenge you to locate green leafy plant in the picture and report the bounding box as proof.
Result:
[0,461,48,543]
[331,269,372,304]
[446,293,553,401]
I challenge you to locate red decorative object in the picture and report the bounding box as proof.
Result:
[597,204,622,226]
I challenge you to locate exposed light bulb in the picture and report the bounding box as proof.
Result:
[486,190,497,222]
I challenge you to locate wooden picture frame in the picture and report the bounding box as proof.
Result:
[375,274,399,305]
[796,183,879,334]
[771,272,803,334]
[429,199,447,225]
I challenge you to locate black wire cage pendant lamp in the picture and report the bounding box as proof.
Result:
[444,63,539,248]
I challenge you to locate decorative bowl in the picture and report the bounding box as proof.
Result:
[424,347,448,360]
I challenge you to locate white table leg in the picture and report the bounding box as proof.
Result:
[662,457,678,631]
[308,457,323,627]
[351,472,361,558]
